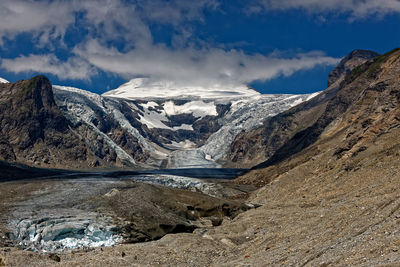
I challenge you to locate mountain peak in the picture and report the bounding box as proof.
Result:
[18,75,56,110]
[327,49,380,87]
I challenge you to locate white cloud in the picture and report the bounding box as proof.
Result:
[0,0,78,45]
[0,0,218,47]
[0,0,341,89]
[74,40,339,88]
[250,0,400,19]
[1,54,96,80]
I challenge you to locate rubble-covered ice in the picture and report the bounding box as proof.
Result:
[130,174,225,197]
[12,213,121,252]
[7,175,224,252]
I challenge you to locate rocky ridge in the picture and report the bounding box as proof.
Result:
[229,49,380,168]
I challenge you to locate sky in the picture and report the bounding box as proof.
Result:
[0,0,400,95]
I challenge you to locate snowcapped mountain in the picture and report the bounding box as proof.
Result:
[102,78,260,99]
[0,75,317,168]
[51,81,317,168]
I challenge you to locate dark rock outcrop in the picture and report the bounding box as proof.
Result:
[0,76,83,167]
[0,76,147,169]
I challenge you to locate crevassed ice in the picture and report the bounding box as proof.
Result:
[13,214,122,252]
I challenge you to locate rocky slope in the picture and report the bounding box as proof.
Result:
[0,76,149,169]
[0,76,94,168]
[229,49,380,168]
[2,49,400,266]
[327,49,380,87]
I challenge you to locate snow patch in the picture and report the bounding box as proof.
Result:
[0,77,9,83]
[137,100,215,131]
[139,101,159,109]
[163,100,217,117]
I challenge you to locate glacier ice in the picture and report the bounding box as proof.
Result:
[12,214,121,252]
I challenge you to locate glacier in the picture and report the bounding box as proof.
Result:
[50,82,319,168]
[198,92,320,163]
[2,76,319,168]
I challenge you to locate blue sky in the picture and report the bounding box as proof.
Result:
[0,0,399,95]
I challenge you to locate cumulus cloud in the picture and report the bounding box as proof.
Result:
[250,0,400,19]
[1,54,97,80]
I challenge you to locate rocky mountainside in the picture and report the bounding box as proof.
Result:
[229,49,380,168]
[3,48,400,266]
[237,47,400,184]
[0,76,148,169]
[327,49,380,87]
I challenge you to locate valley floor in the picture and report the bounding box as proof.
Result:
[1,129,400,266]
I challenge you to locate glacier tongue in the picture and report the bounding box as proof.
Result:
[13,214,121,252]
[167,149,219,169]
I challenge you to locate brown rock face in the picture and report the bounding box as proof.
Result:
[0,76,90,167]
[229,49,380,168]
[0,76,151,169]
[237,48,400,185]
[327,49,379,87]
